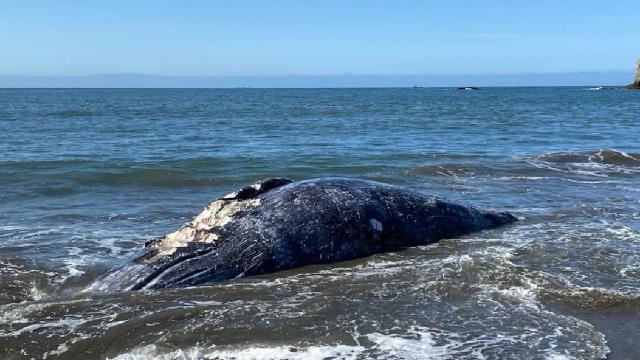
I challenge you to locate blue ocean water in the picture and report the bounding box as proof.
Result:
[0,87,639,359]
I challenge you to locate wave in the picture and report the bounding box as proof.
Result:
[103,322,608,360]
[65,168,230,187]
[530,149,640,167]
[0,154,490,190]
[407,149,640,182]
[0,222,614,359]
[0,159,98,171]
[408,163,485,177]
[542,285,640,310]
[0,157,262,189]
[1,169,230,189]
[109,344,364,360]
[3,150,639,191]
[522,149,640,179]
[0,157,237,171]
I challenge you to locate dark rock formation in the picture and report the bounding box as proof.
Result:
[627,59,640,89]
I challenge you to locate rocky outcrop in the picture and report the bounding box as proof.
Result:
[627,59,640,89]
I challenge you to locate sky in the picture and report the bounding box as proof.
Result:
[0,1,638,77]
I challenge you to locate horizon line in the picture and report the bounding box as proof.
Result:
[0,86,631,90]
[0,69,632,78]
[1,71,634,88]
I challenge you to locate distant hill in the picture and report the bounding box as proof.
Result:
[0,71,633,88]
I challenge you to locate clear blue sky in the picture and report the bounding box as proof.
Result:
[0,0,638,76]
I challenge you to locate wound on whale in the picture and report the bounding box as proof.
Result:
[89,178,517,292]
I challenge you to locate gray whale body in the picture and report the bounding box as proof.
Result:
[89,178,517,292]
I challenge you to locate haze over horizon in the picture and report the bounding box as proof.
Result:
[0,71,634,88]
[1,0,638,86]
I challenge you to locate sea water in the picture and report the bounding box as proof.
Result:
[0,87,639,359]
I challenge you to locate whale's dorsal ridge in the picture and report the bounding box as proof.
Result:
[222,177,293,200]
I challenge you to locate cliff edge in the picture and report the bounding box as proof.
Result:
[627,59,640,89]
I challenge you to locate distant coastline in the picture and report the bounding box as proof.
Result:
[0,71,633,88]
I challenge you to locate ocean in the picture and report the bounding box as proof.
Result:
[0,87,639,359]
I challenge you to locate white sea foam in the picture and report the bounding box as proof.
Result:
[109,323,602,360]
[109,344,364,360]
[366,327,458,359]
[62,246,87,278]
[0,316,90,338]
[0,302,48,325]
[523,149,640,178]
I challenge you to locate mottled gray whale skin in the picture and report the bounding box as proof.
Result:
[89,178,517,292]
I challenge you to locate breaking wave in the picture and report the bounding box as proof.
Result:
[529,149,640,167]
[407,149,640,182]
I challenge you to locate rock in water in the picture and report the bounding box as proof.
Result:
[88,178,517,292]
[627,59,640,89]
